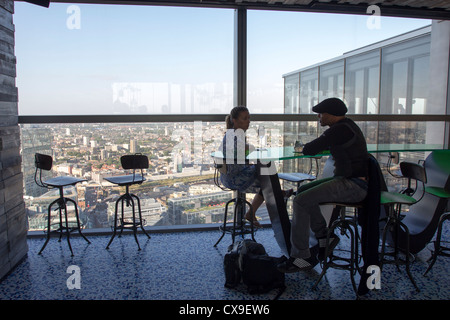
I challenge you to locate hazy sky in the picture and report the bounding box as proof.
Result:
[14,2,431,115]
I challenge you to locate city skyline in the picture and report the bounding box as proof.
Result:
[21,121,275,230]
[21,119,430,231]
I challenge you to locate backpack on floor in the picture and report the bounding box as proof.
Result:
[223,239,286,298]
[223,240,242,289]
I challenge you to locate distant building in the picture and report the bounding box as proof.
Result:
[130,139,138,153]
[188,184,223,196]
[165,191,233,225]
[282,22,450,176]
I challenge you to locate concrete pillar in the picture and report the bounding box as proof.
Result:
[0,0,28,280]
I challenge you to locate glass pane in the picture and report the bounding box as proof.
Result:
[15,3,234,115]
[281,120,320,175]
[284,74,299,114]
[21,120,293,229]
[380,35,431,114]
[344,50,380,114]
[374,121,444,192]
[250,10,430,114]
[21,122,225,230]
[319,60,344,101]
[412,55,429,114]
[367,67,379,114]
[299,68,319,114]
[21,119,445,230]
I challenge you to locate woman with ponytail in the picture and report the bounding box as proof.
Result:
[219,106,292,227]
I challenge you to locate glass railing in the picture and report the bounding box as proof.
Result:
[19,115,448,233]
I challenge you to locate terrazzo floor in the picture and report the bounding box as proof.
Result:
[0,226,449,302]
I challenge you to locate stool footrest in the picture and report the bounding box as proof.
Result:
[213,195,256,247]
[45,226,83,234]
[325,258,358,274]
[313,205,361,298]
[120,218,146,226]
[380,250,416,265]
[219,224,254,235]
[45,222,84,232]
[434,245,450,257]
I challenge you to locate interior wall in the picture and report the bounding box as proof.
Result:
[0,0,28,281]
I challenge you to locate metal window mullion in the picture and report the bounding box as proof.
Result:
[234,8,247,107]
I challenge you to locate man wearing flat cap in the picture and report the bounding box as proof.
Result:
[278,97,369,273]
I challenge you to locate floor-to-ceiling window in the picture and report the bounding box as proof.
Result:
[15,2,236,231]
[16,2,443,231]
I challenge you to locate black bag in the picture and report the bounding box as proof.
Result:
[224,241,242,289]
[223,239,286,298]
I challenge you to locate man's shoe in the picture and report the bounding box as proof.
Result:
[318,234,340,261]
[277,256,318,273]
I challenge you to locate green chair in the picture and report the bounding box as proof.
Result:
[380,161,427,292]
[423,186,450,276]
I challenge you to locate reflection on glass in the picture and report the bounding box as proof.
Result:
[319,60,344,101]
[284,74,299,114]
[345,50,380,114]
[284,32,433,116]
[299,68,319,114]
[15,4,234,115]
[380,35,431,114]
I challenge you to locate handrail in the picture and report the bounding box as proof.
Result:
[18,114,450,124]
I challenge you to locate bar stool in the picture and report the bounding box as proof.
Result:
[313,202,363,297]
[379,161,427,292]
[423,186,450,276]
[104,154,151,250]
[212,160,255,247]
[34,153,90,256]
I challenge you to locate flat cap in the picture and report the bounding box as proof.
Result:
[312,98,348,116]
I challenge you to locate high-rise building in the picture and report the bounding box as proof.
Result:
[282,25,442,177]
[130,139,138,153]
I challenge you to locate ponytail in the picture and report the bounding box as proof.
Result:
[225,106,248,129]
[225,115,233,129]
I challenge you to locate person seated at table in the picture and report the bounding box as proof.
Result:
[277,97,369,272]
[219,106,293,227]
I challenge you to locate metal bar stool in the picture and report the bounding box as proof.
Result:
[104,154,151,250]
[380,161,427,292]
[212,160,255,247]
[34,153,90,256]
[213,191,256,247]
[313,202,363,297]
[423,186,450,276]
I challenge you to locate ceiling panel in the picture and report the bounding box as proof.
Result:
[27,0,450,20]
